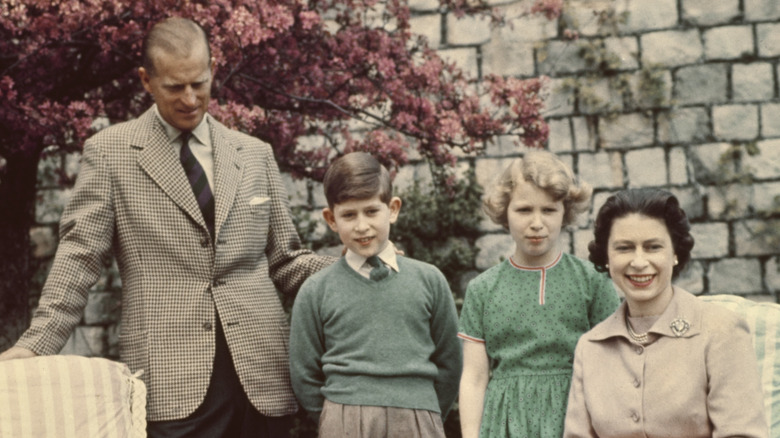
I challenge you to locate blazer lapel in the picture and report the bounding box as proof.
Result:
[210,119,243,237]
[135,110,207,231]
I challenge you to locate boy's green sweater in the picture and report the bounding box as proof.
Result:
[289,256,462,417]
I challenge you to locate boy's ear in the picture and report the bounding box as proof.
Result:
[388,197,402,224]
[322,207,339,232]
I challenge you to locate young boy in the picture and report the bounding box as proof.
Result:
[289,152,462,437]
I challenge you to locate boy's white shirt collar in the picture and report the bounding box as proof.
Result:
[345,242,399,278]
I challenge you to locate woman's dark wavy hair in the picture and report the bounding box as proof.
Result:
[588,188,695,280]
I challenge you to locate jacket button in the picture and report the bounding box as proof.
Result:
[200,238,209,247]
[635,346,644,355]
[633,378,641,388]
[203,322,212,331]
[631,412,640,422]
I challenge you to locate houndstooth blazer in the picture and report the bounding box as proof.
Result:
[16,108,333,421]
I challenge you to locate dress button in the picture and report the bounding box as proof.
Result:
[203,322,212,331]
[635,346,644,355]
[631,412,640,422]
[633,378,641,388]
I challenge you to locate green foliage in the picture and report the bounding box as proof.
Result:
[390,167,483,299]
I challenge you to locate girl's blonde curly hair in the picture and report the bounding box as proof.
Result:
[482,150,593,228]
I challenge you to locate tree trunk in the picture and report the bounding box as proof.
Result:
[0,152,38,350]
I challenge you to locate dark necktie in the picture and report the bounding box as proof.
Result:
[179,132,215,236]
[366,255,390,281]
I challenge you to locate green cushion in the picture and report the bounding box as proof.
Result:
[699,294,780,435]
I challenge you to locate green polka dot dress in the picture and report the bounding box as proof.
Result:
[459,252,620,438]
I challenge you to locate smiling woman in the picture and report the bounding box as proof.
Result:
[564,188,769,438]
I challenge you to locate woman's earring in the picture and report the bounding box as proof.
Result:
[605,264,609,269]
[674,259,679,266]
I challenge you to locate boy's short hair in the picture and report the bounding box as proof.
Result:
[323,152,393,208]
[482,150,593,228]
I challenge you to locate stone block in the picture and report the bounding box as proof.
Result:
[538,40,588,75]
[641,30,703,67]
[753,182,780,213]
[682,0,740,26]
[578,76,624,115]
[60,326,107,357]
[667,186,705,220]
[668,147,689,185]
[410,14,441,48]
[604,36,639,70]
[674,261,704,294]
[745,0,780,21]
[735,219,780,256]
[713,104,759,141]
[565,0,618,37]
[485,135,525,157]
[475,158,512,190]
[703,26,754,60]
[766,257,780,293]
[733,63,774,102]
[409,0,439,11]
[545,77,576,117]
[628,69,672,110]
[572,116,598,151]
[578,151,623,189]
[689,142,733,185]
[437,47,478,78]
[690,222,729,259]
[757,23,780,58]
[674,64,728,105]
[446,13,491,46]
[83,291,121,325]
[706,184,754,219]
[548,118,573,152]
[626,147,666,187]
[599,112,654,149]
[589,190,619,224]
[657,107,710,144]
[761,103,780,138]
[495,3,558,42]
[482,39,536,77]
[621,0,678,33]
[707,258,763,294]
[572,228,593,260]
[743,139,780,180]
[474,233,513,270]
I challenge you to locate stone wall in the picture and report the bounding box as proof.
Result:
[30,0,780,357]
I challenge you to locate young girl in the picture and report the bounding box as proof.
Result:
[458,150,620,438]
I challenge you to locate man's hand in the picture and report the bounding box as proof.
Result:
[0,346,37,361]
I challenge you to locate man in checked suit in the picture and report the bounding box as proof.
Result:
[0,17,333,437]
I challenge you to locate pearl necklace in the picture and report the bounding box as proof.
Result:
[626,320,650,345]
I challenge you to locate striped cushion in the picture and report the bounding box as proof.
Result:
[0,355,146,438]
[699,294,780,435]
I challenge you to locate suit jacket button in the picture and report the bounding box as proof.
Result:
[203,322,212,331]
[200,238,209,247]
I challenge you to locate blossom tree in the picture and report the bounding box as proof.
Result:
[0,0,558,347]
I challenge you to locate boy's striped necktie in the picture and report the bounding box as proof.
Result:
[366,255,390,281]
